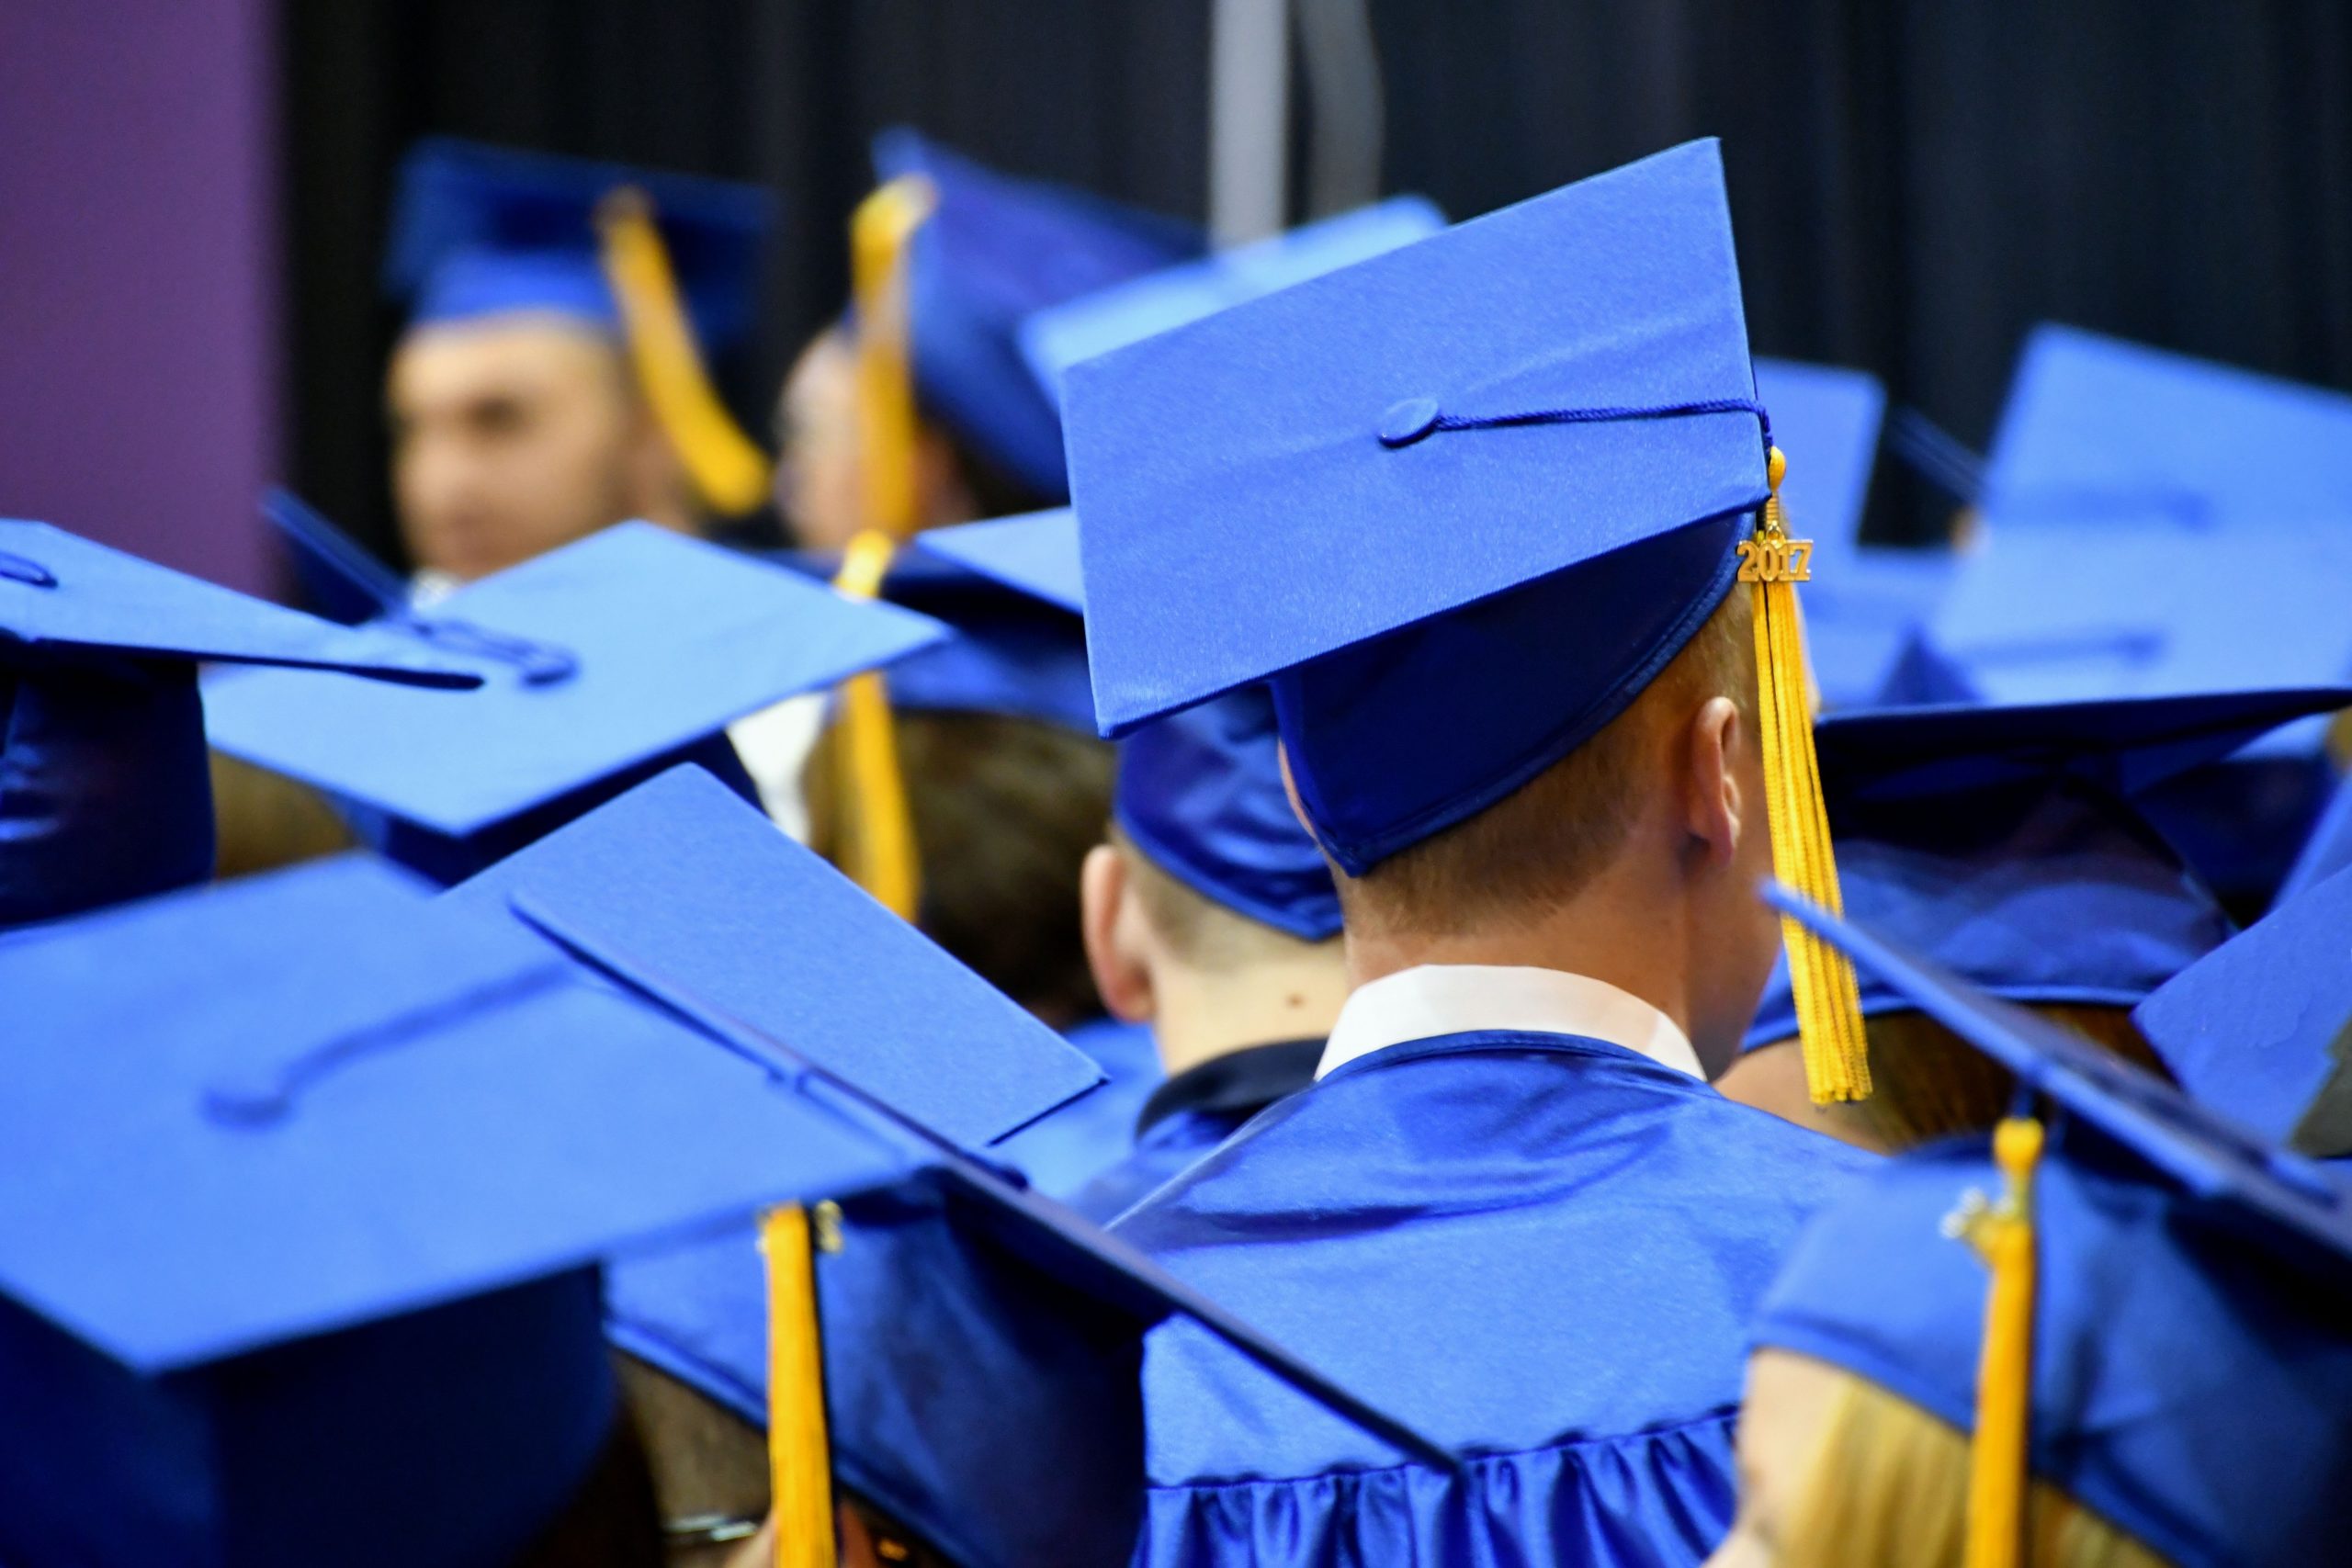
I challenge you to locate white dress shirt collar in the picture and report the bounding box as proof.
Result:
[1314,964,1702,1081]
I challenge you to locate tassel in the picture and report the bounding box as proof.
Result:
[1742,446,1872,1103]
[816,175,937,922]
[595,188,774,518]
[760,1204,836,1568]
[1947,1115,2045,1568]
[828,532,922,921]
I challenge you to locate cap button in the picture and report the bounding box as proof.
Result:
[1378,398,1442,448]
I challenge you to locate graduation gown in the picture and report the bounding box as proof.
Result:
[1112,1030,1874,1567]
[1069,1038,1324,1223]
[996,1015,1165,1201]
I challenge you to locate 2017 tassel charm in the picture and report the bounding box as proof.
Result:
[1745,446,1872,1103]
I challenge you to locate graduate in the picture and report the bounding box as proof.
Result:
[382,138,774,587]
[917,510,1350,1218]
[1717,685,2352,1152]
[439,764,1453,1568]
[1713,886,2352,1568]
[1063,140,1876,1563]
[0,519,479,929]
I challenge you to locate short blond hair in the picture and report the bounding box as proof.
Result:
[1788,1368,2167,1568]
[1110,822,1338,972]
[1336,588,1756,937]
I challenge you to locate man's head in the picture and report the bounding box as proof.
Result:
[388,312,694,582]
[772,324,1046,551]
[1080,823,1349,1074]
[1322,589,1781,1073]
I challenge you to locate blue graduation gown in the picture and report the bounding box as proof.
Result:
[1069,1038,1324,1223]
[1112,1031,1875,1567]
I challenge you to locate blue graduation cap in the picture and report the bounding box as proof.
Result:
[2134,861,2352,1156]
[446,762,1102,1146]
[917,510,1340,939]
[1018,196,1445,396]
[202,515,946,884]
[872,129,1204,502]
[1,519,481,928]
[1755,882,2352,1568]
[1984,323,2352,526]
[386,136,769,350]
[497,841,1454,1568]
[2278,770,2352,908]
[1743,687,2352,1052]
[0,852,908,1568]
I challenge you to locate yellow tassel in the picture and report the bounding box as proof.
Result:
[827,531,922,920]
[594,188,775,517]
[759,1204,836,1568]
[1954,1116,2045,1568]
[849,175,937,543]
[1742,446,1872,1104]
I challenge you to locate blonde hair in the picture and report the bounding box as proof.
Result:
[1109,822,1338,973]
[1337,588,1756,937]
[1788,1370,2171,1568]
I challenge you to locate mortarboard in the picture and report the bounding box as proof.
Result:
[2278,768,2352,908]
[500,847,1455,1568]
[1742,686,2352,1050]
[918,510,1340,939]
[0,852,909,1568]
[1984,323,2352,527]
[1756,882,2352,1568]
[2134,860,2352,1156]
[1018,196,1445,398]
[385,137,779,515]
[871,129,1204,502]
[1,519,480,928]
[202,516,946,885]
[1065,139,1875,1098]
[446,762,1103,1146]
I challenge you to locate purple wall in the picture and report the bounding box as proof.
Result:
[0,0,277,592]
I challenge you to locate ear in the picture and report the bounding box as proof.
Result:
[1682,694,1745,870]
[1080,841,1157,1024]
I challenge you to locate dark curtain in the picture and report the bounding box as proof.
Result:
[281,0,2351,563]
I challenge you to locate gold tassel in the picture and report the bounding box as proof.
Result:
[759,1204,836,1568]
[1949,1116,2045,1568]
[595,187,775,518]
[816,175,937,922]
[1742,446,1872,1103]
[829,531,922,920]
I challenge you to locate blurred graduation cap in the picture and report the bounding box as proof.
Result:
[385,137,778,515]
[1018,196,1446,396]
[0,852,909,1568]
[1,519,481,928]
[1065,138,1875,1099]
[870,129,1204,503]
[1743,686,2352,1051]
[1984,323,2352,527]
[1756,883,2352,1568]
[918,509,1340,939]
[204,508,946,886]
[2278,768,2352,908]
[2134,861,2352,1158]
[450,767,1454,1564]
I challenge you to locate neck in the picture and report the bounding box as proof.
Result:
[1148,953,1351,1079]
[1342,851,1705,1051]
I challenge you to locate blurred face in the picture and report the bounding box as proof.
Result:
[1703,1349,1845,1568]
[773,329,865,551]
[387,313,640,581]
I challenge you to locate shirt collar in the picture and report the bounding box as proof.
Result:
[1314,964,1702,1081]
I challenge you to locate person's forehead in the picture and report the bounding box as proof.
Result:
[389,311,623,405]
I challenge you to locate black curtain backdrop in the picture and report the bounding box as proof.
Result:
[281,0,2351,565]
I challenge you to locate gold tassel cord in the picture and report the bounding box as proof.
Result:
[760,1204,837,1568]
[816,175,938,922]
[1951,1115,2045,1568]
[1742,446,1872,1104]
[830,531,922,921]
[595,187,775,518]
